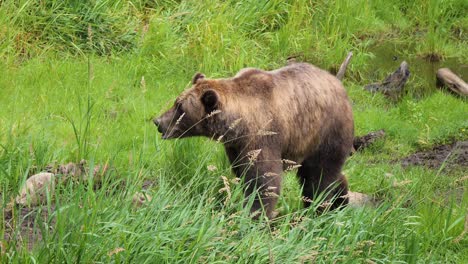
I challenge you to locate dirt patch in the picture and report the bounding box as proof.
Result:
[142,180,156,190]
[3,206,55,251]
[401,141,468,170]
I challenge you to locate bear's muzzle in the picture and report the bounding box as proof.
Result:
[153,117,165,135]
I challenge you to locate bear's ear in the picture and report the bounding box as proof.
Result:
[201,89,219,113]
[192,73,205,84]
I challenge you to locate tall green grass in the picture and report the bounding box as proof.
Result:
[1,0,467,263]
[1,0,467,67]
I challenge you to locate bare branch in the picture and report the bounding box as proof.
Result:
[336,52,353,80]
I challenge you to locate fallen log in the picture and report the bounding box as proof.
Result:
[365,61,410,100]
[352,129,386,153]
[436,68,468,96]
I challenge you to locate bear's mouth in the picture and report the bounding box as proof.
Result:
[155,124,170,139]
[160,130,176,139]
[160,128,186,140]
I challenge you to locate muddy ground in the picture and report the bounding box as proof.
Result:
[3,206,56,251]
[401,140,468,170]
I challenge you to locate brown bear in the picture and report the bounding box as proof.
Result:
[154,63,354,219]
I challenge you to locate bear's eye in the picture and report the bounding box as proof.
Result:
[177,103,184,112]
[174,102,185,116]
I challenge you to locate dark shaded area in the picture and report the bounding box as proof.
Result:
[401,141,468,170]
[3,206,56,251]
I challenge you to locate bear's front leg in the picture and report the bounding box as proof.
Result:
[239,148,283,220]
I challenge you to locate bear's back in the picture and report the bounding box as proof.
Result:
[228,63,353,162]
[240,63,352,161]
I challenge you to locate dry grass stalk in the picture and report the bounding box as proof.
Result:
[282,159,297,165]
[218,176,231,205]
[175,112,185,125]
[247,149,262,163]
[264,172,279,177]
[229,118,243,130]
[285,164,302,171]
[299,251,319,264]
[301,196,313,203]
[318,201,333,209]
[207,165,217,171]
[206,110,222,118]
[257,129,278,136]
[263,191,279,198]
[392,180,412,187]
[230,177,241,184]
[107,247,125,257]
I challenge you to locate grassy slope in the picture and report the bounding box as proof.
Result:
[1,0,467,263]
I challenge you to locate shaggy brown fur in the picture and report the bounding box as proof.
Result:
[154,63,354,219]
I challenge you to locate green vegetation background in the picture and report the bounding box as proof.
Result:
[0,0,467,263]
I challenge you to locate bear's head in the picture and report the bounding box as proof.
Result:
[154,73,222,139]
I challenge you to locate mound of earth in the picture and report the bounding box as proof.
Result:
[401,141,468,170]
[348,191,377,207]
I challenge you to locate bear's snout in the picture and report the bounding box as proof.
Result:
[153,117,160,127]
[153,117,165,134]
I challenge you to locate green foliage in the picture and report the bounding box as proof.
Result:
[1,0,467,263]
[1,0,139,56]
